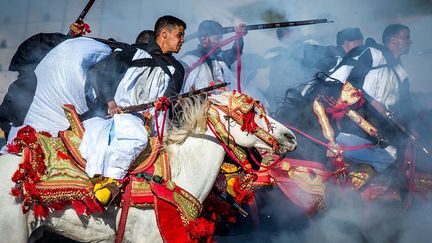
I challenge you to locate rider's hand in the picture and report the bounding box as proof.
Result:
[235,23,248,35]
[107,100,122,117]
[69,18,91,36]
[69,22,82,36]
[375,135,389,148]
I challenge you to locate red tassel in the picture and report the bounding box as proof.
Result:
[11,170,24,183]
[33,204,49,218]
[186,218,215,243]
[6,143,21,154]
[71,200,87,215]
[22,204,30,214]
[10,187,22,197]
[49,202,66,211]
[240,110,258,133]
[20,126,37,144]
[84,197,104,214]
[232,177,255,204]
[83,23,91,34]
[24,182,40,197]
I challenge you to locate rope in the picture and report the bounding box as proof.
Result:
[236,38,242,92]
[247,147,283,170]
[154,97,170,143]
[184,32,245,81]
[284,123,374,151]
[115,176,132,243]
[207,120,280,173]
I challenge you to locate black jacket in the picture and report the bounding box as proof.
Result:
[85,38,184,116]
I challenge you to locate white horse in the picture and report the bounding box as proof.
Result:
[0,92,296,243]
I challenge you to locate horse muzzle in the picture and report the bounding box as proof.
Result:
[276,132,297,156]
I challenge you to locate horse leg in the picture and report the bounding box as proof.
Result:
[0,154,29,242]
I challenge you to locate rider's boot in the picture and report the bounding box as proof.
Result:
[93,177,121,206]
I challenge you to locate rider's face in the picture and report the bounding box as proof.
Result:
[162,25,185,54]
[201,34,222,49]
[343,39,363,53]
[395,29,412,55]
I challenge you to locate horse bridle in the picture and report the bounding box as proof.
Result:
[206,92,280,169]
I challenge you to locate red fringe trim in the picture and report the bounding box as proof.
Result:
[233,176,255,205]
[8,125,103,219]
[202,189,238,224]
[10,187,21,197]
[34,204,49,218]
[186,218,215,243]
[71,200,87,215]
[241,110,258,133]
[6,143,21,154]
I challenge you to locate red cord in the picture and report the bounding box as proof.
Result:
[236,39,242,92]
[284,123,374,151]
[207,120,279,173]
[185,33,245,81]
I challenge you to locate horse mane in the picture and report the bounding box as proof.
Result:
[164,95,209,145]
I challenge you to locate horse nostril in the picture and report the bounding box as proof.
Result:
[282,132,297,150]
[283,132,295,141]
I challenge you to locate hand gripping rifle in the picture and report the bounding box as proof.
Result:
[121,82,229,113]
[184,18,333,42]
[67,0,96,36]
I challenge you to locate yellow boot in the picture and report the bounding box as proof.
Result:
[94,187,112,205]
[93,178,120,205]
[93,182,103,192]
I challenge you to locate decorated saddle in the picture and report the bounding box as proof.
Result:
[7,104,201,225]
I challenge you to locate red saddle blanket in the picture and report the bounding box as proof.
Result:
[7,105,200,220]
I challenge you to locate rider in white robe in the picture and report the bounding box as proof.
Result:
[1,37,112,154]
[80,47,177,179]
[80,16,186,180]
[180,20,246,93]
[327,24,413,172]
[3,16,186,183]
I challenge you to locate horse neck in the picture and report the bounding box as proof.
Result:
[167,129,225,203]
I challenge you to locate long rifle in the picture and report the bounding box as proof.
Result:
[363,92,431,156]
[67,0,96,36]
[184,18,333,42]
[121,82,229,113]
[320,70,431,157]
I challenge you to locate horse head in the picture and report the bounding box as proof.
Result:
[207,91,297,156]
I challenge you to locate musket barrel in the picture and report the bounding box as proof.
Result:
[184,18,332,42]
[76,0,96,21]
[222,18,332,33]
